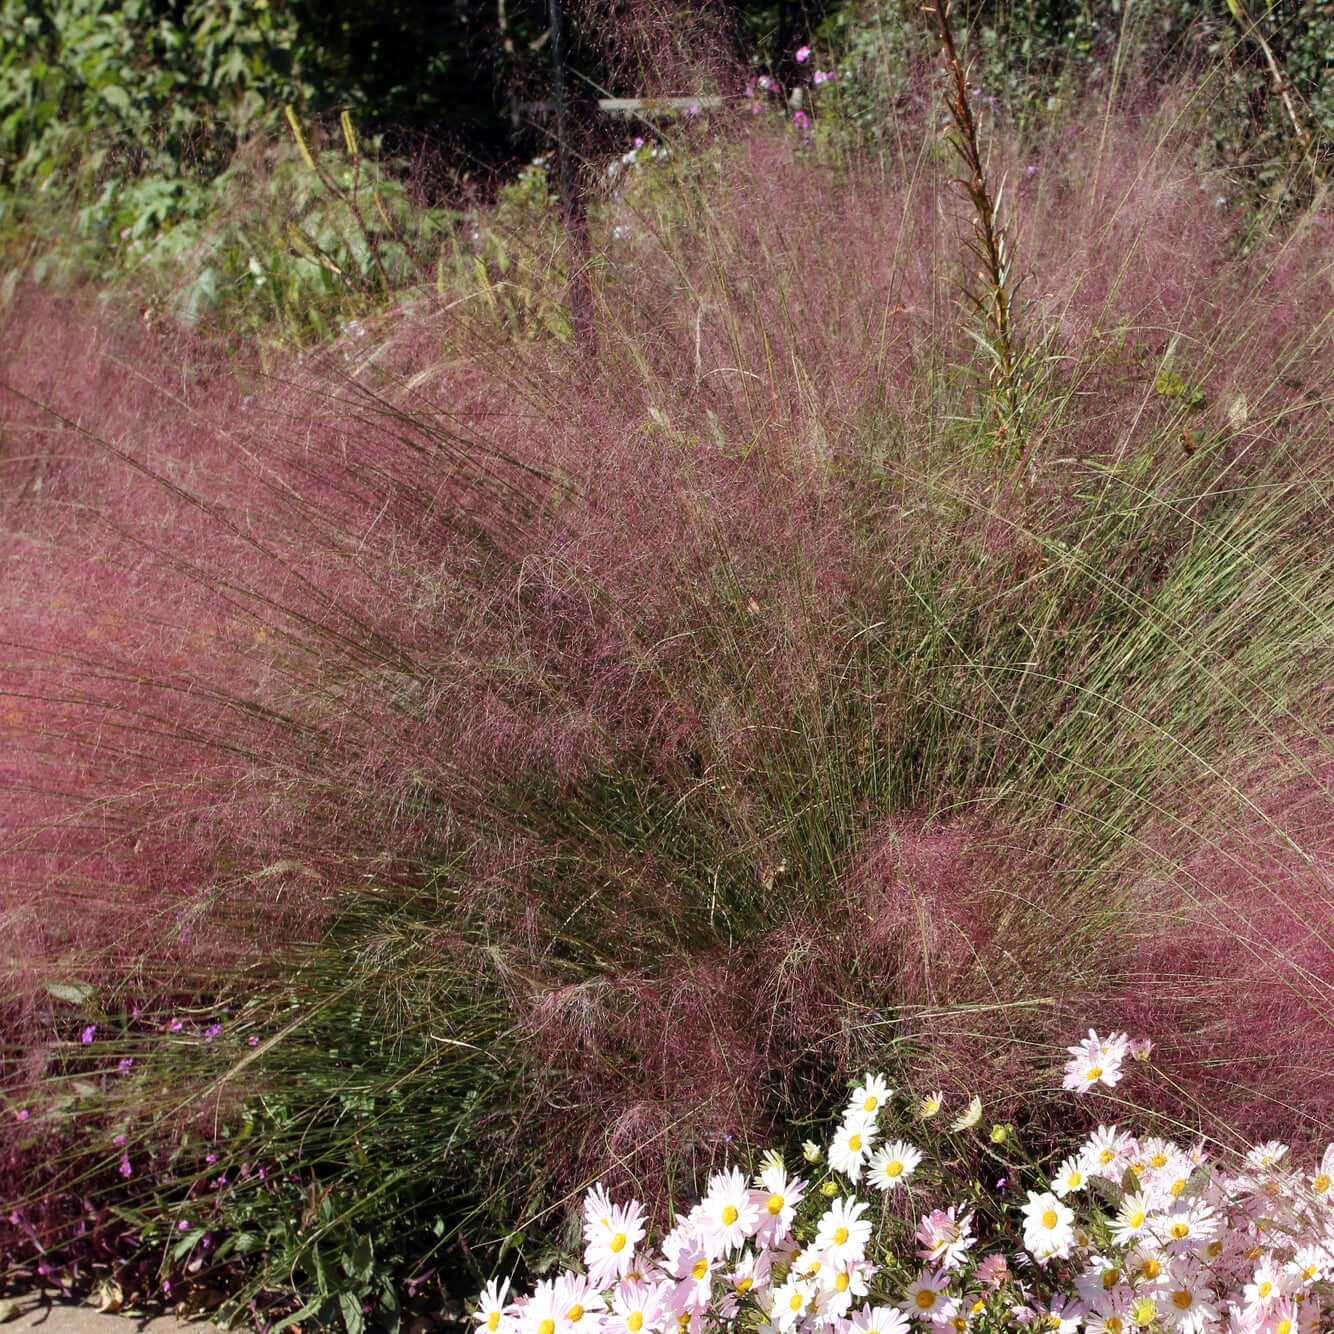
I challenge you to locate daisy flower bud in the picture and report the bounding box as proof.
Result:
[802,1141,822,1163]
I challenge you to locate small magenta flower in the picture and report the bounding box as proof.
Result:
[203,1023,222,1041]
[813,69,834,85]
[178,1219,191,1231]
[633,136,644,148]
[119,1155,132,1178]
[112,1133,126,1144]
[15,1108,29,1121]
[167,1018,184,1033]
[80,1025,96,1043]
[118,1057,133,1073]
[792,110,811,130]
[247,1035,259,1047]
[795,44,811,62]
[757,75,773,90]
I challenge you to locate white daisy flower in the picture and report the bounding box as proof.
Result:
[1020,1191,1075,1262]
[698,1167,759,1258]
[949,1096,983,1132]
[814,1196,873,1267]
[1050,1154,1087,1199]
[849,1073,895,1118]
[474,1277,514,1334]
[901,1270,950,1321]
[867,1140,923,1192]
[829,1112,878,1182]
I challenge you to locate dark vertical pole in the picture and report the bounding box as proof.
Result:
[548,0,594,353]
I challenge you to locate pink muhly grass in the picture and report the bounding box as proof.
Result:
[1,66,1333,1282]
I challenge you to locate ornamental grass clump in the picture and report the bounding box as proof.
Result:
[2,50,1334,1323]
[474,1032,1334,1334]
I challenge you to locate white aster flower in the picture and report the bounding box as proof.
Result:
[1108,1193,1151,1247]
[698,1167,760,1258]
[902,1270,950,1321]
[829,1112,878,1182]
[1063,1030,1126,1093]
[770,1276,816,1332]
[848,1304,911,1334]
[867,1140,923,1193]
[814,1196,873,1267]
[1050,1154,1087,1199]
[949,1096,983,1132]
[585,1199,648,1287]
[474,1277,514,1334]
[849,1073,895,1118]
[1021,1191,1076,1263]
[918,1091,945,1120]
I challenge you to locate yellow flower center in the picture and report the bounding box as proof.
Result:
[1086,1066,1103,1081]
[767,1193,785,1215]
[611,1233,627,1253]
[722,1205,739,1226]
[1276,1321,1292,1334]
[568,1306,584,1322]
[953,1320,967,1332]
[736,1278,753,1294]
[1172,1291,1192,1311]
[1103,1269,1121,1290]
[789,1294,804,1312]
[834,1227,849,1245]
[886,1161,903,1178]
[1045,1317,1061,1330]
[1151,1153,1168,1168]
[488,1315,500,1332]
[1042,1210,1059,1229]
[1141,1259,1161,1280]
[1170,1223,1190,1239]
[863,1096,877,1112]
[628,1315,643,1332]
[1314,1173,1331,1194]
[915,1290,936,1310]
[1105,1319,1123,1334]
[1170,1178,1186,1197]
[835,1273,850,1293]
[691,1258,709,1281]
[971,1300,985,1314]
[1259,1282,1273,1298]
[1100,1149,1115,1165]
[848,1134,862,1152]
[539,1321,555,1334]
[1066,1172,1082,1188]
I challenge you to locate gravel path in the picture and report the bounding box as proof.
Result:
[1,1296,223,1334]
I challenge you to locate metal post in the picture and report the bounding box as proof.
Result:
[547,0,593,352]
